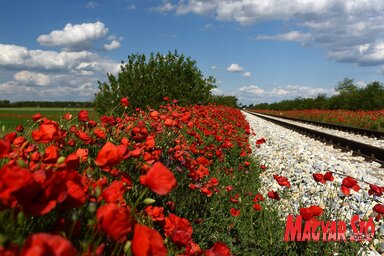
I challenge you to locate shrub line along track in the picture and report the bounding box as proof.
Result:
[245,111,384,167]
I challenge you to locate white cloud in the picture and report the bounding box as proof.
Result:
[255,31,311,44]
[236,84,333,104]
[203,23,214,30]
[14,71,50,86]
[0,44,29,66]
[356,80,367,88]
[151,2,175,13]
[103,40,121,51]
[211,65,217,70]
[127,4,136,10]
[243,71,251,78]
[0,43,120,74]
[86,1,98,8]
[160,33,178,38]
[227,63,244,72]
[153,0,384,66]
[37,22,108,50]
[0,43,121,101]
[239,85,264,95]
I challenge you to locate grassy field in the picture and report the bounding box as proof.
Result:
[0,107,97,132]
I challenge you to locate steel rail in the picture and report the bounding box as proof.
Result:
[247,111,384,138]
[245,111,384,167]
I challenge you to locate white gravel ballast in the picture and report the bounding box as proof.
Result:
[243,111,384,254]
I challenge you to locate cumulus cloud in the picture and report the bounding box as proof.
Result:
[236,84,333,104]
[37,22,108,50]
[150,2,175,13]
[255,31,311,44]
[243,72,251,78]
[14,71,50,86]
[0,43,120,73]
[239,85,264,95]
[227,63,243,72]
[86,1,98,8]
[103,40,121,51]
[153,0,384,66]
[0,43,121,101]
[211,65,217,70]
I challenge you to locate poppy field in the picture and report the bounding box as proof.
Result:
[0,108,97,133]
[0,99,272,255]
[0,99,383,255]
[251,109,384,131]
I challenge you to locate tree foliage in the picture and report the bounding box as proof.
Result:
[210,95,239,108]
[248,78,384,111]
[94,51,216,114]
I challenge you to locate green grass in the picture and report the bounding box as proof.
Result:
[0,107,98,132]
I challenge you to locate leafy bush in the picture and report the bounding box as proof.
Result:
[94,51,216,114]
[210,95,239,108]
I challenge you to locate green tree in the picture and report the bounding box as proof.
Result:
[210,95,239,108]
[335,78,358,95]
[94,51,216,114]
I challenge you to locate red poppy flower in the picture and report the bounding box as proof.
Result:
[32,113,42,122]
[101,180,126,204]
[61,179,86,209]
[253,203,262,211]
[229,196,239,203]
[140,162,177,195]
[20,233,77,256]
[312,173,325,184]
[31,120,59,143]
[62,113,72,121]
[120,97,129,107]
[373,204,384,214]
[164,119,174,127]
[253,193,264,203]
[0,139,10,158]
[15,124,24,132]
[324,171,334,181]
[78,110,89,122]
[144,206,165,222]
[341,176,360,195]
[260,164,267,170]
[267,190,280,200]
[163,214,193,247]
[300,205,323,221]
[273,174,291,188]
[75,148,88,163]
[225,186,233,192]
[368,184,383,197]
[131,224,167,256]
[95,142,121,168]
[42,145,59,164]
[65,153,79,170]
[204,242,231,256]
[96,203,132,242]
[3,132,17,143]
[256,138,266,145]
[93,128,107,140]
[230,208,240,217]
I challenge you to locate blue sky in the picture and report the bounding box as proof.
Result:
[1,0,384,105]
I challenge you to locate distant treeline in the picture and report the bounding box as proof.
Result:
[0,97,239,109]
[0,100,93,108]
[248,78,384,111]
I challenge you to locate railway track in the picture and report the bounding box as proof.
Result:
[250,111,384,138]
[246,111,384,166]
